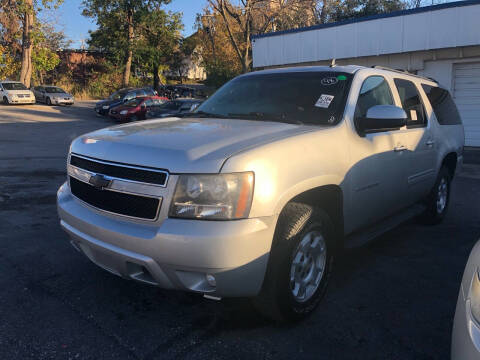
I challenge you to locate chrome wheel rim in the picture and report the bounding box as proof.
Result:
[436,177,448,214]
[290,230,327,303]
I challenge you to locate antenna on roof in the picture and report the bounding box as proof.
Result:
[329,59,336,68]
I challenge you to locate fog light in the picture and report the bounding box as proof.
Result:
[206,274,216,287]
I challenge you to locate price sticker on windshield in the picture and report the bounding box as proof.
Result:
[315,94,334,108]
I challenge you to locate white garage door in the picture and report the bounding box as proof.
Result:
[453,62,480,147]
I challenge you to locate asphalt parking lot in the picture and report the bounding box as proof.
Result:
[1,102,480,360]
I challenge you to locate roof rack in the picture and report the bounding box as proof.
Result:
[371,65,438,83]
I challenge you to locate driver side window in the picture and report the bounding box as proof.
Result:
[355,76,393,120]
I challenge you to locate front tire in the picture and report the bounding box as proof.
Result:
[130,115,138,122]
[3,96,9,105]
[46,97,52,106]
[421,166,451,225]
[254,202,335,322]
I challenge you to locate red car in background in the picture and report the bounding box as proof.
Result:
[109,96,168,122]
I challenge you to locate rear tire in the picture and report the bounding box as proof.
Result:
[253,202,335,323]
[421,166,451,225]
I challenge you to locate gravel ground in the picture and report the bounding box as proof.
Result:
[1,102,479,360]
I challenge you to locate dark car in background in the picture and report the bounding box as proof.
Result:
[32,85,74,105]
[95,87,157,115]
[145,98,202,119]
[109,96,168,122]
[157,85,210,100]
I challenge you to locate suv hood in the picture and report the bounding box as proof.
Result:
[71,118,315,173]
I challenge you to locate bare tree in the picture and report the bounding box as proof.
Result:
[207,0,310,73]
[19,0,34,87]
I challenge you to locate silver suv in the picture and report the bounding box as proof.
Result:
[57,65,464,321]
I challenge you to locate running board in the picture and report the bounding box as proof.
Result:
[344,204,426,249]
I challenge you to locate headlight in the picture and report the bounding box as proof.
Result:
[102,105,109,109]
[120,110,128,115]
[470,268,480,324]
[169,172,254,220]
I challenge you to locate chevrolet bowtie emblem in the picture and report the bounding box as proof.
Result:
[88,174,111,190]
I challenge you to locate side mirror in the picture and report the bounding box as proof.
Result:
[357,105,407,135]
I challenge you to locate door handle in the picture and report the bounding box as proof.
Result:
[394,145,407,152]
[426,140,435,146]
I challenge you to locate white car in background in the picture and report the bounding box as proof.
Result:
[452,239,480,359]
[0,80,35,105]
[32,85,74,106]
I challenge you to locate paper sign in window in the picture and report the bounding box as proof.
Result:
[315,94,334,108]
[410,110,418,121]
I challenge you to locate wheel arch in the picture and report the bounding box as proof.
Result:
[274,184,344,247]
[441,152,457,179]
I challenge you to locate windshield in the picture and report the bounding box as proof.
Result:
[124,98,142,107]
[2,82,27,91]
[195,72,353,125]
[45,86,66,94]
[109,90,128,100]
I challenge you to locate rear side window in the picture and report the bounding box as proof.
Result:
[394,79,426,128]
[422,85,462,125]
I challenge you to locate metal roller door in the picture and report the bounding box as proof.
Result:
[453,62,480,147]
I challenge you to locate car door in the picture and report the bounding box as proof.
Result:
[347,74,409,232]
[38,86,46,102]
[392,78,436,204]
[33,86,41,102]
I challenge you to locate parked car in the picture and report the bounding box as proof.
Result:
[452,239,480,359]
[109,96,168,122]
[0,80,35,105]
[32,85,74,105]
[145,98,202,119]
[58,65,464,322]
[95,87,157,116]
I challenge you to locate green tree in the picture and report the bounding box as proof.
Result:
[136,9,182,89]
[30,22,67,84]
[82,0,174,87]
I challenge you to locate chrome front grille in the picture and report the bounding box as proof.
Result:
[68,154,168,220]
[70,154,168,186]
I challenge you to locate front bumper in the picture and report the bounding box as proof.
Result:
[109,113,128,122]
[57,182,275,297]
[52,98,74,105]
[9,97,35,104]
[95,107,109,115]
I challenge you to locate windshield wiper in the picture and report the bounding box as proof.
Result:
[181,111,228,119]
[227,112,303,125]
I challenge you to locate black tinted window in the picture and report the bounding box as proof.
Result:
[422,85,462,125]
[355,76,393,120]
[196,72,353,125]
[394,79,426,128]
